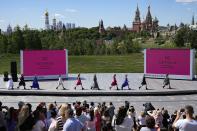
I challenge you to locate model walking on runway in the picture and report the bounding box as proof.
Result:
[74,73,84,90]
[30,76,40,89]
[163,74,171,89]
[17,74,26,90]
[7,77,14,90]
[91,74,100,90]
[139,74,148,90]
[56,75,66,90]
[121,74,131,90]
[109,74,119,90]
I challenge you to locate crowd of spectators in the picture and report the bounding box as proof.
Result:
[0,100,196,131]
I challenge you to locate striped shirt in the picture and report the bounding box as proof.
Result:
[56,116,65,131]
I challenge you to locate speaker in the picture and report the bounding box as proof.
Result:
[3,71,9,81]
[10,61,18,82]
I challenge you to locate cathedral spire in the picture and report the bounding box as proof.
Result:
[134,4,141,23]
[146,5,152,24]
[99,19,105,34]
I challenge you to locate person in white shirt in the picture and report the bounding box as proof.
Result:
[7,77,14,90]
[173,105,197,131]
[63,108,84,131]
[137,111,146,129]
[75,106,89,129]
[48,109,57,131]
[56,75,66,90]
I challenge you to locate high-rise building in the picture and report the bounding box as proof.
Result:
[192,14,195,25]
[57,21,63,30]
[72,23,75,29]
[99,19,105,34]
[7,24,12,35]
[52,17,56,30]
[45,11,50,30]
[66,23,71,29]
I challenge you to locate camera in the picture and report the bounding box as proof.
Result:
[180,108,185,112]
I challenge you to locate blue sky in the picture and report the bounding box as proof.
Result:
[0,0,197,31]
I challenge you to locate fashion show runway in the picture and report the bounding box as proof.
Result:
[0,73,197,96]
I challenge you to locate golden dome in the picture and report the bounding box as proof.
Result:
[45,11,48,16]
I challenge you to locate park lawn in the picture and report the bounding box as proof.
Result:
[0,53,144,74]
[0,53,197,74]
[69,54,144,73]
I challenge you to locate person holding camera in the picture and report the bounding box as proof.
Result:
[0,102,7,131]
[173,105,197,131]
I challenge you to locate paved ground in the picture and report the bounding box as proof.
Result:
[0,73,197,116]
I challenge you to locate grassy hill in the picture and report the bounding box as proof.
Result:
[0,53,144,74]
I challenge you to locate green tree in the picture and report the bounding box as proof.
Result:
[0,35,8,54]
[12,26,25,53]
[174,27,188,47]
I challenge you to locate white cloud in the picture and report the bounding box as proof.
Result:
[65,8,78,13]
[176,0,197,3]
[55,13,65,18]
[0,19,5,23]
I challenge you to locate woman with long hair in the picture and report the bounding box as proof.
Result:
[113,106,134,131]
[56,104,69,131]
[16,105,30,131]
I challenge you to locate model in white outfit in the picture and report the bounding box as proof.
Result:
[7,78,14,90]
[56,75,66,90]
